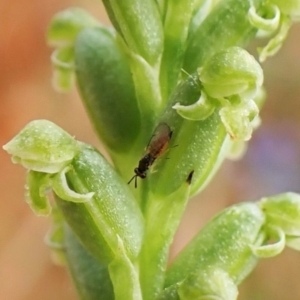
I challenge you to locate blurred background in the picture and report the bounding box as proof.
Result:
[1,0,300,299]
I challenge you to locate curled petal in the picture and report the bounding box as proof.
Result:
[251,226,285,258]
[172,91,215,121]
[258,17,291,62]
[26,170,52,216]
[248,4,281,32]
[51,166,94,203]
[51,47,75,92]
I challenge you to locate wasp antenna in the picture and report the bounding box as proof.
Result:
[128,175,137,186]
[135,176,138,189]
[186,170,194,185]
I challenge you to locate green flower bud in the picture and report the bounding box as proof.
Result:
[260,193,300,236]
[75,27,141,154]
[199,47,263,100]
[270,0,300,19]
[165,203,265,297]
[3,120,79,173]
[47,7,100,47]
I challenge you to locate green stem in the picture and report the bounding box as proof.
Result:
[139,177,192,300]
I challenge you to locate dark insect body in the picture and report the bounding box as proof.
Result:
[128,123,173,188]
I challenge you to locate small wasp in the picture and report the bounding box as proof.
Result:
[128,122,173,188]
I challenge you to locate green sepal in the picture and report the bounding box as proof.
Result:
[47,7,100,47]
[103,0,163,65]
[64,225,114,300]
[75,27,141,154]
[55,143,144,265]
[26,170,51,216]
[260,192,300,236]
[3,120,80,173]
[165,203,265,289]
